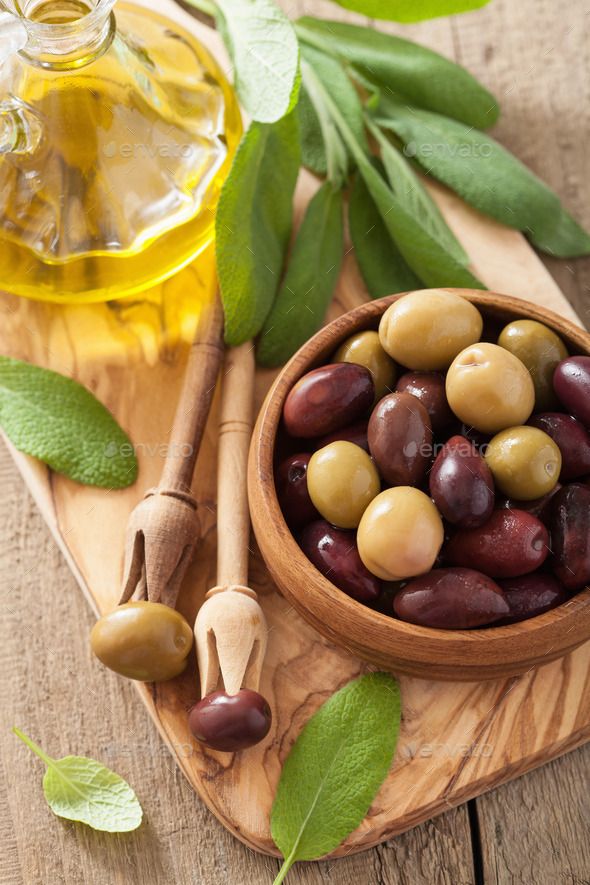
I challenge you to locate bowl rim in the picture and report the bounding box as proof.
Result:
[249,289,590,676]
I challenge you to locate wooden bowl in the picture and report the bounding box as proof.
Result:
[248,291,590,681]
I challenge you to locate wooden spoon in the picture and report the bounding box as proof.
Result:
[119,294,224,608]
[194,343,268,697]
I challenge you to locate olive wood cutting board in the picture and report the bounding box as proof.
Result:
[1,0,589,858]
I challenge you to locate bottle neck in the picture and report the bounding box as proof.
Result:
[14,0,116,70]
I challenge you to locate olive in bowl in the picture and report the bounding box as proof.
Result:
[249,289,590,681]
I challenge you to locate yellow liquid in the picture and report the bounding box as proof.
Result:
[0,2,242,305]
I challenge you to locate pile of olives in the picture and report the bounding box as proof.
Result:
[277,290,590,630]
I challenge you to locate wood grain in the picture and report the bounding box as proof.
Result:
[1,0,590,881]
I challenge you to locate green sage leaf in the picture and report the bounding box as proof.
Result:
[271,673,401,883]
[216,113,301,345]
[322,0,491,22]
[212,0,300,123]
[296,18,498,130]
[374,101,590,257]
[349,170,421,298]
[13,728,143,833]
[302,62,482,290]
[297,85,329,177]
[0,356,138,488]
[257,181,344,367]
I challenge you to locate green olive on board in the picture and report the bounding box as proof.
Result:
[497,319,568,410]
[485,426,562,500]
[334,330,397,401]
[90,601,194,682]
[307,441,380,529]
[378,290,483,371]
[446,342,535,434]
[357,486,444,581]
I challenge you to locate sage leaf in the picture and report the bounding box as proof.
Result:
[375,101,590,257]
[13,728,143,833]
[212,0,299,123]
[216,112,301,345]
[349,170,421,298]
[299,43,367,181]
[0,356,138,488]
[321,0,491,22]
[296,18,498,130]
[257,181,344,367]
[271,673,401,883]
[367,118,468,264]
[297,85,328,177]
[302,62,482,290]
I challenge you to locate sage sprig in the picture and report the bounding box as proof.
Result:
[188,0,590,362]
[271,672,402,884]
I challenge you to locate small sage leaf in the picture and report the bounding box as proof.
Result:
[271,673,401,883]
[375,101,590,258]
[349,170,421,298]
[296,18,499,130]
[321,0,491,22]
[302,63,482,290]
[13,728,143,833]
[212,0,300,123]
[216,112,301,346]
[297,84,328,177]
[0,356,138,488]
[257,181,344,367]
[299,43,368,181]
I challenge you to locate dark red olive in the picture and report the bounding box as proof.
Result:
[393,568,509,629]
[498,574,568,623]
[429,435,494,528]
[276,453,319,528]
[497,484,561,526]
[315,420,369,453]
[368,392,432,486]
[395,371,453,434]
[553,356,590,427]
[444,509,550,578]
[300,520,381,603]
[528,412,590,480]
[283,364,374,438]
[188,690,272,752]
[550,483,590,591]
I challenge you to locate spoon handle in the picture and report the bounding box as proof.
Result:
[216,343,256,589]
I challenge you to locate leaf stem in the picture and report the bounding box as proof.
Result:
[13,727,55,767]
[272,850,297,885]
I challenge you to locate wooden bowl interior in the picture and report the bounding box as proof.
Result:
[249,291,590,680]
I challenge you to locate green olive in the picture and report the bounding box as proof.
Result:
[446,343,535,434]
[498,320,568,410]
[485,426,562,500]
[90,601,193,682]
[379,290,483,371]
[357,487,444,581]
[307,441,380,529]
[334,330,397,401]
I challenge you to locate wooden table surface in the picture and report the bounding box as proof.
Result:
[1,0,590,882]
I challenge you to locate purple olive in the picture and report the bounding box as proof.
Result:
[283,363,374,438]
[276,453,319,528]
[188,690,272,752]
[498,574,568,623]
[300,520,381,603]
[429,435,495,528]
[395,371,453,434]
[553,356,590,427]
[315,420,369,453]
[550,483,590,591]
[528,412,590,480]
[444,509,550,578]
[368,392,432,486]
[393,568,509,629]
